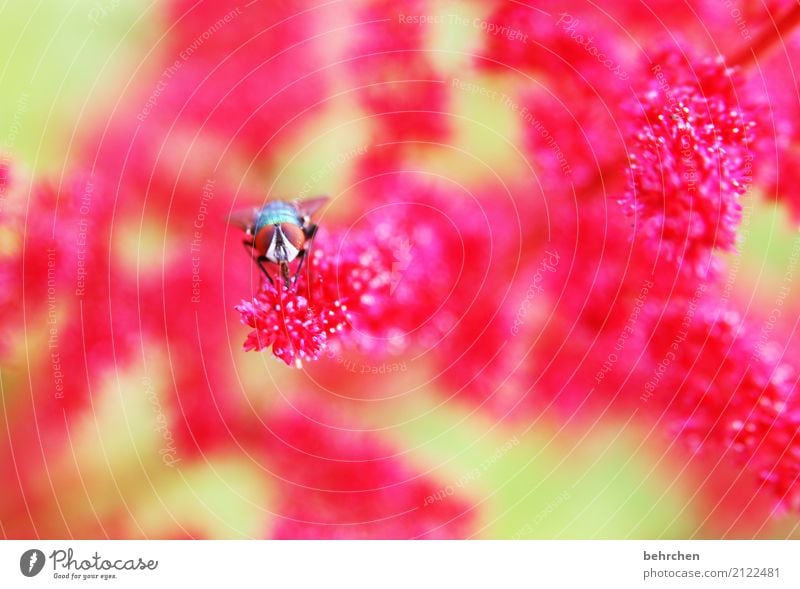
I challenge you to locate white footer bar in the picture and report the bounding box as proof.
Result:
[1,540,796,588]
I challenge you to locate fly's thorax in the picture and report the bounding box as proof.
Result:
[254,201,302,232]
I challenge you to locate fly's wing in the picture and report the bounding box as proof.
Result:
[226,206,259,234]
[293,196,329,220]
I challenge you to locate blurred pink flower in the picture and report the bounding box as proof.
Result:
[649,301,800,510]
[621,52,758,275]
[264,403,474,539]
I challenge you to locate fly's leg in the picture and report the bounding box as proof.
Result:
[257,257,276,287]
[244,240,276,287]
[292,249,309,287]
[292,223,320,289]
[303,224,318,241]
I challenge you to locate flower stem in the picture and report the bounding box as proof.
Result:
[729,2,800,68]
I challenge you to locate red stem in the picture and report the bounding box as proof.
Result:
[729,1,800,68]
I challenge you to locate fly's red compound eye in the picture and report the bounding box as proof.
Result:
[280,223,306,251]
[254,225,276,257]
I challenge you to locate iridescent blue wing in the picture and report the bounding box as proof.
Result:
[226,206,259,234]
[292,196,329,220]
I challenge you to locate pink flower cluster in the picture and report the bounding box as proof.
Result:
[621,53,757,275]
